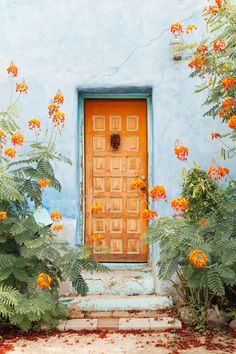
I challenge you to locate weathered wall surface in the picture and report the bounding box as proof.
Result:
[0,0,234,251]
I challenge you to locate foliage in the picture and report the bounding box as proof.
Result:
[142,0,236,330]
[147,176,236,311]
[0,65,107,331]
[181,168,223,222]
[173,0,236,157]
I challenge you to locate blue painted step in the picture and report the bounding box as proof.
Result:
[59,265,155,296]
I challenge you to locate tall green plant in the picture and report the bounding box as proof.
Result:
[171,0,236,158]
[0,63,106,331]
[147,174,236,308]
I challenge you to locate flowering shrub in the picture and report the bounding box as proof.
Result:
[170,0,236,158]
[0,62,106,331]
[145,0,236,329]
[145,136,235,326]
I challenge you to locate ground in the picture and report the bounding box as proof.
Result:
[2,328,236,354]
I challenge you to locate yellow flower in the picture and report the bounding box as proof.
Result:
[53,90,64,104]
[130,178,145,190]
[28,118,41,130]
[52,223,64,232]
[91,204,103,214]
[4,147,16,158]
[186,24,197,33]
[52,111,65,127]
[16,79,28,94]
[0,211,7,220]
[170,22,183,35]
[91,234,104,242]
[7,61,18,77]
[50,210,63,221]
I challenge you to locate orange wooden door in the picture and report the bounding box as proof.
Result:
[84,99,148,262]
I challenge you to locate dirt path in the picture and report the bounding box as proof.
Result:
[4,329,236,354]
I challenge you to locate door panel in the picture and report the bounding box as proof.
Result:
[84,99,148,262]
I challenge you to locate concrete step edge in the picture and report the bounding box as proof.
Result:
[56,317,182,331]
[69,310,174,319]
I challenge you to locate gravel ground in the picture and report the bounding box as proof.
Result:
[5,329,236,354]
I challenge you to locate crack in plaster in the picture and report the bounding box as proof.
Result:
[92,12,197,83]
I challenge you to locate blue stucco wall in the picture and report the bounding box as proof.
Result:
[0,0,234,247]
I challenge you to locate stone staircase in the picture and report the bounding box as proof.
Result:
[58,264,181,331]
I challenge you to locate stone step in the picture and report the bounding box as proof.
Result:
[68,310,171,319]
[57,316,182,331]
[60,265,155,296]
[62,295,172,317]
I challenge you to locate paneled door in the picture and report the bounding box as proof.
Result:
[84,99,148,262]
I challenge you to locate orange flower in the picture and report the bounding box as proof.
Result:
[28,118,40,130]
[4,147,16,158]
[16,79,28,94]
[142,209,158,221]
[170,22,183,35]
[52,223,64,232]
[48,102,59,116]
[37,179,51,188]
[11,133,25,146]
[0,211,7,220]
[228,116,236,129]
[213,39,226,51]
[186,24,197,33]
[53,90,64,104]
[91,204,102,214]
[91,234,104,242]
[171,197,189,212]
[221,97,234,111]
[215,0,223,7]
[174,141,189,161]
[52,111,65,127]
[37,273,52,289]
[149,185,167,202]
[221,77,236,90]
[189,249,207,268]
[220,64,231,73]
[208,165,230,180]
[130,178,145,191]
[197,44,208,54]
[7,61,18,77]
[50,210,63,221]
[211,132,221,139]
[0,130,7,148]
[205,5,219,15]
[188,54,207,71]
[218,166,230,178]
